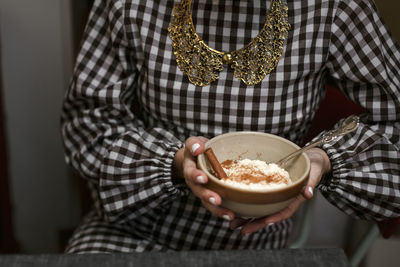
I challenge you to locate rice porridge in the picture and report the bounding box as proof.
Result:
[219,159,292,190]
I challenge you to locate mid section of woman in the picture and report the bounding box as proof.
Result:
[61,0,400,253]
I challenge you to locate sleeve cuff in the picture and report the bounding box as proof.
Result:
[159,141,188,197]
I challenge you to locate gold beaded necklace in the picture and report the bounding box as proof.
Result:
[168,0,290,86]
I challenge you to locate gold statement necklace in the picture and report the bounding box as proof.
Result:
[168,0,291,86]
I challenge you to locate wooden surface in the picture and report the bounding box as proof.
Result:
[0,248,350,267]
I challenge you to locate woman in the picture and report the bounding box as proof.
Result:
[61,0,400,252]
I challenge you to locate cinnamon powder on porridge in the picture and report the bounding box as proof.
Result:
[221,159,291,186]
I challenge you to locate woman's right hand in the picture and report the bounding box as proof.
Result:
[173,136,235,222]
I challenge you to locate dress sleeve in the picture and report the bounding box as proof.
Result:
[61,0,186,223]
[316,0,400,221]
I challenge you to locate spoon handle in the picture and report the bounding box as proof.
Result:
[276,115,360,167]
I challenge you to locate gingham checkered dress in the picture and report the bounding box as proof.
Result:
[61,0,400,253]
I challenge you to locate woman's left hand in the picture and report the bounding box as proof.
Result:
[229,147,331,235]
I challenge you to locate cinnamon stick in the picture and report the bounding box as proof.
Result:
[204,148,228,179]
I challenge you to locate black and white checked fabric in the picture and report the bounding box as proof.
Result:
[61,0,400,253]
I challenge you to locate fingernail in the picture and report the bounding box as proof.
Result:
[196,176,205,183]
[223,215,231,221]
[209,197,216,205]
[191,143,200,154]
[267,223,274,227]
[308,186,314,196]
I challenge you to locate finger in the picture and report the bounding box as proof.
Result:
[186,179,221,205]
[303,148,330,199]
[241,194,306,235]
[186,172,235,221]
[302,185,314,199]
[240,217,269,235]
[201,199,235,221]
[198,136,209,144]
[182,138,208,184]
[182,136,209,183]
[186,179,234,220]
[185,136,207,156]
[229,218,250,230]
[302,158,323,199]
[266,194,306,223]
[182,151,208,184]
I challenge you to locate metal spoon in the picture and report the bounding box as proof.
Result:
[276,115,360,167]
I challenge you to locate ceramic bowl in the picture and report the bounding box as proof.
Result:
[197,131,310,218]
